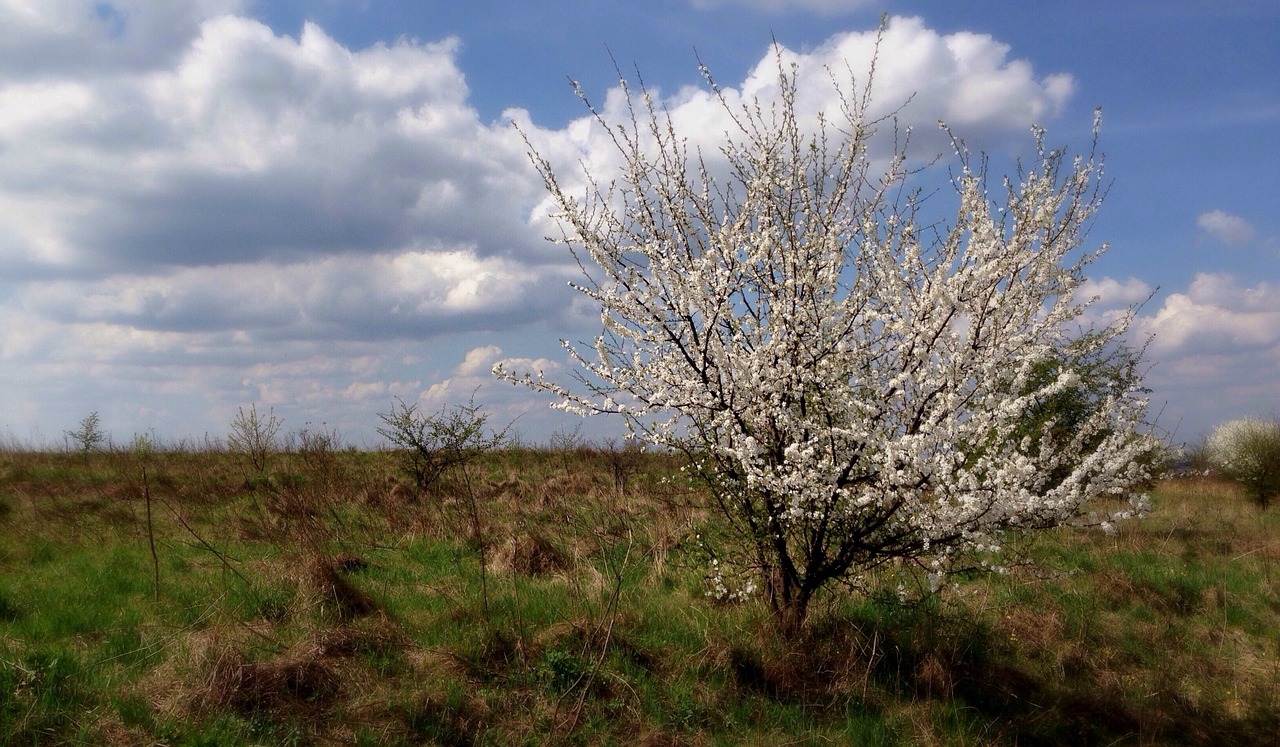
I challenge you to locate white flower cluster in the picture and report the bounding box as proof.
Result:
[704,558,759,603]
[1207,418,1280,474]
[1206,417,1280,503]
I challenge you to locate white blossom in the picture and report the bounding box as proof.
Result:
[1206,417,1280,506]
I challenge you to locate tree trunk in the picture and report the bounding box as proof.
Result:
[775,593,811,637]
[765,566,812,636]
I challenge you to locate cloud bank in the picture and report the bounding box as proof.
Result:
[1139,274,1280,440]
[5,4,1188,443]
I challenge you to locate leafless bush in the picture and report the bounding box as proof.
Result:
[599,437,644,498]
[376,397,505,495]
[228,404,282,476]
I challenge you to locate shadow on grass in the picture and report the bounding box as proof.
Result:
[728,597,1280,746]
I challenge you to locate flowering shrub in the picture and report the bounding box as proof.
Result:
[1207,418,1280,508]
[502,49,1154,630]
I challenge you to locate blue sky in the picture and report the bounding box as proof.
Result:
[0,0,1276,447]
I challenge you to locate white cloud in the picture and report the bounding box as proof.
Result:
[518,15,1075,166]
[689,0,873,14]
[1197,209,1257,246]
[514,15,1078,244]
[0,0,248,78]
[1131,274,1280,440]
[456,345,505,376]
[0,12,542,274]
[724,16,1074,136]
[17,248,574,340]
[2,8,1076,290]
[1077,276,1155,307]
[1137,273,1280,354]
[1071,276,1155,330]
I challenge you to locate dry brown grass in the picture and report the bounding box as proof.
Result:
[296,555,379,620]
[4,450,1278,745]
[491,531,573,578]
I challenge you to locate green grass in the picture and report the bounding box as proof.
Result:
[0,447,1277,745]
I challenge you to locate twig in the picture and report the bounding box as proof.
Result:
[165,497,255,590]
[563,526,634,735]
[143,466,160,604]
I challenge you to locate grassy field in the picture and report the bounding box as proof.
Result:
[1,443,1278,745]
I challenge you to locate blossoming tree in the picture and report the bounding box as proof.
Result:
[1207,418,1280,508]
[501,53,1154,630]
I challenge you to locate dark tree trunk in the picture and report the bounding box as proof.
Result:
[765,565,813,636]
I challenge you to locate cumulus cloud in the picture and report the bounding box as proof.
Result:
[804,18,1074,132]
[1130,273,1280,440]
[424,345,561,402]
[520,16,1074,153]
[513,15,1077,241]
[0,0,248,78]
[0,12,543,275]
[0,4,566,440]
[1137,273,1280,355]
[1197,209,1257,246]
[1070,276,1155,330]
[1076,276,1155,307]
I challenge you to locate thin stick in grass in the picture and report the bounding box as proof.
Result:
[143,465,160,604]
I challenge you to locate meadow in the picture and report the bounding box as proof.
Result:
[1,440,1278,745]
